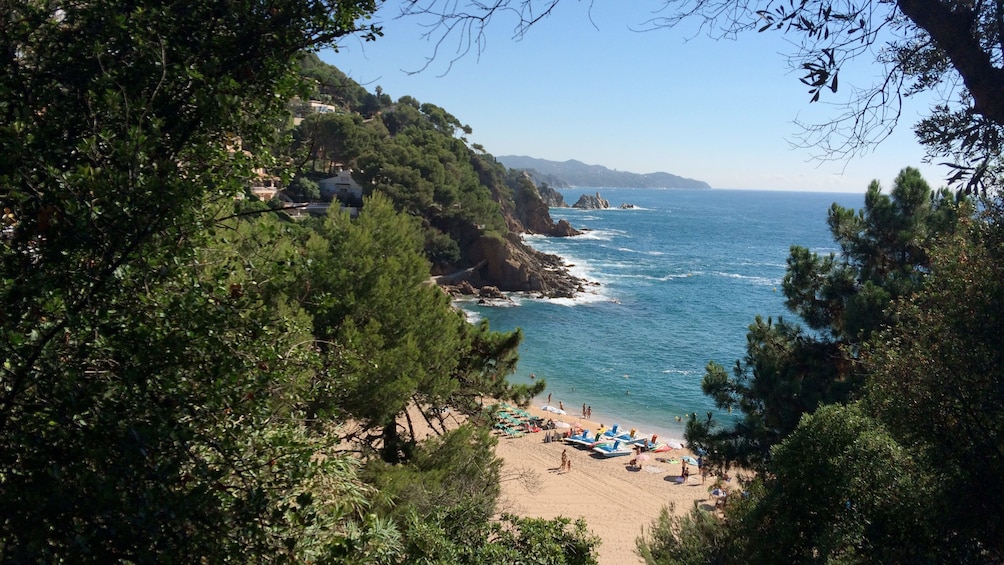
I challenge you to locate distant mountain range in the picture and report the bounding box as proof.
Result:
[497,156,711,190]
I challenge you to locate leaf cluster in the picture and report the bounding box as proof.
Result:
[0,2,595,562]
[645,175,1001,563]
[288,58,513,271]
[689,167,970,470]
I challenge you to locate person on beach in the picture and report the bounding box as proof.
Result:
[681,461,689,482]
[628,446,641,468]
[582,403,587,418]
[559,401,564,411]
[587,406,592,419]
[547,392,551,404]
[560,449,569,473]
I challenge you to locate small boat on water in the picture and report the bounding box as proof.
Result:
[592,440,633,457]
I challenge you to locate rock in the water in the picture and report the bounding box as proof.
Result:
[619,203,636,209]
[572,192,610,210]
[456,281,477,295]
[552,219,579,237]
[478,285,507,300]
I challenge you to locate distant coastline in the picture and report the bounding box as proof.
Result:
[497,155,712,190]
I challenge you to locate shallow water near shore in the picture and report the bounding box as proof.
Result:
[461,188,863,441]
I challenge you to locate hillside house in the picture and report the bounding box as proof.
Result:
[249,168,281,201]
[309,101,338,114]
[318,170,363,205]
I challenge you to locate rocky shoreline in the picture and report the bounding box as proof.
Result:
[435,178,601,301]
[437,235,595,300]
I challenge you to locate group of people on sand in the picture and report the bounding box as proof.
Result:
[679,456,725,485]
[544,389,591,419]
[559,448,572,473]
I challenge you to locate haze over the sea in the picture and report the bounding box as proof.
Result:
[461,188,863,440]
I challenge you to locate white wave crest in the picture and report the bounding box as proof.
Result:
[713,271,778,286]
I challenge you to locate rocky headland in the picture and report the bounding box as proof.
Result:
[436,172,588,300]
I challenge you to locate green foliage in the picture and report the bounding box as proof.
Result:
[288,62,512,269]
[452,320,543,408]
[289,175,322,201]
[691,316,848,468]
[472,514,600,565]
[367,425,502,544]
[865,209,1004,559]
[297,52,377,114]
[0,0,546,560]
[0,3,604,562]
[295,112,381,174]
[740,403,935,564]
[786,167,970,341]
[654,206,1003,563]
[637,504,739,565]
[690,168,972,470]
[297,194,466,458]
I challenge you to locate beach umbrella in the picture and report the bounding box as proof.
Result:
[666,439,684,450]
[682,455,700,467]
[635,453,651,466]
[542,405,566,415]
[553,421,572,429]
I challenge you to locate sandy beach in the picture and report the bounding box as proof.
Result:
[492,404,723,565]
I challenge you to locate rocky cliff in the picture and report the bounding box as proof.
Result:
[509,172,580,236]
[441,166,587,299]
[446,233,586,298]
[537,183,569,208]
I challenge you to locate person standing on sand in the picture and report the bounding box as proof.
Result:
[582,403,587,418]
[587,406,592,419]
[559,401,564,411]
[547,392,551,405]
[560,449,569,473]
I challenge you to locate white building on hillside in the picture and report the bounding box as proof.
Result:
[318,170,363,202]
[309,101,338,114]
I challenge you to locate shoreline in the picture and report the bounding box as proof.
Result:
[529,392,689,444]
[494,402,728,565]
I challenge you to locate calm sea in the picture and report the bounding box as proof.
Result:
[461,188,863,443]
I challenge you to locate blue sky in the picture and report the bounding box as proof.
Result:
[321,2,943,192]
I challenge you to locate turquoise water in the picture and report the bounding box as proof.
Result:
[460,188,863,442]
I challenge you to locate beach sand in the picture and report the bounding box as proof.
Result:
[493,404,720,565]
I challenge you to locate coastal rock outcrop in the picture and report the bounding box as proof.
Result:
[572,192,610,210]
[443,232,584,299]
[552,218,578,237]
[435,167,586,299]
[538,183,569,208]
[507,172,582,237]
[478,285,508,301]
